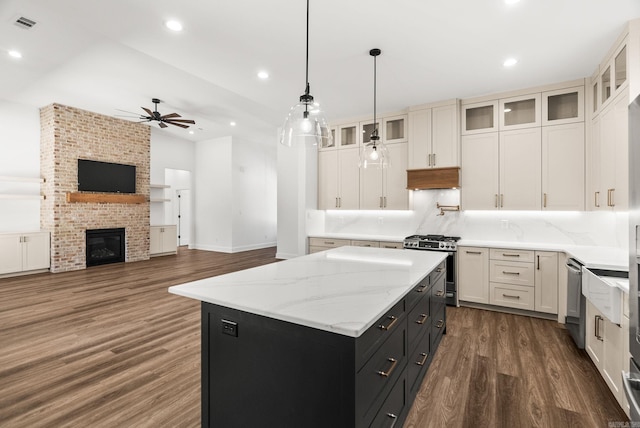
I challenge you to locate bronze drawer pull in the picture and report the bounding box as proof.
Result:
[416,352,429,366]
[502,294,520,299]
[466,251,482,255]
[502,271,520,275]
[386,413,399,428]
[436,320,444,329]
[436,267,444,273]
[378,315,398,331]
[376,357,398,377]
[435,289,445,297]
[502,253,520,257]
[415,314,428,325]
[416,284,428,293]
[324,241,335,245]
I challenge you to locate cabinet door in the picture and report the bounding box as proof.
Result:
[541,123,585,211]
[534,251,558,314]
[500,128,542,210]
[612,91,629,211]
[499,93,541,131]
[162,226,178,253]
[431,104,459,168]
[589,116,603,210]
[360,120,381,146]
[338,148,360,210]
[603,317,624,403]
[383,143,408,210]
[338,123,359,148]
[0,234,23,274]
[22,232,50,271]
[542,86,584,126]
[383,115,407,144]
[318,150,338,209]
[458,247,489,304]
[360,163,383,210]
[585,300,604,371]
[462,101,498,135]
[408,109,431,169]
[150,226,163,255]
[599,100,617,208]
[461,133,499,210]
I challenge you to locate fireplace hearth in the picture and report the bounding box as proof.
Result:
[86,228,125,267]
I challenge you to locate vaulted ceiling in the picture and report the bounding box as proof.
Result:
[1,0,639,142]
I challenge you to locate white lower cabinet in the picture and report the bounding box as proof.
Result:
[458,247,490,304]
[150,225,177,256]
[459,246,558,314]
[0,232,50,275]
[585,299,626,408]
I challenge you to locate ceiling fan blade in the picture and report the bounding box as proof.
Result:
[165,119,196,124]
[160,113,181,119]
[167,122,189,129]
[142,107,154,117]
[158,122,168,128]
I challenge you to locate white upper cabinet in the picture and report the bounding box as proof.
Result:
[500,128,542,210]
[408,101,459,169]
[499,93,541,130]
[338,123,359,149]
[360,120,381,146]
[318,148,360,210]
[542,86,584,126]
[461,133,499,210]
[462,101,498,135]
[360,143,408,210]
[320,127,337,150]
[382,114,408,144]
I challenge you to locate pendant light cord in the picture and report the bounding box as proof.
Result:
[305,0,309,95]
[373,53,377,138]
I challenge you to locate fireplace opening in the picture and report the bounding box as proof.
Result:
[86,228,125,267]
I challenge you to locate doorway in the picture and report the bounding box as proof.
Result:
[165,168,192,248]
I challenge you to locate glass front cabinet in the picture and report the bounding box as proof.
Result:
[499,93,541,130]
[338,123,359,148]
[382,114,408,144]
[461,101,498,135]
[542,86,584,126]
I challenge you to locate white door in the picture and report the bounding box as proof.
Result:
[431,104,458,168]
[0,234,23,274]
[461,133,499,210]
[176,190,191,246]
[500,127,542,210]
[22,232,50,271]
[384,143,408,210]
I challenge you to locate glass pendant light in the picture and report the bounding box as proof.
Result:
[280,0,332,148]
[360,48,390,168]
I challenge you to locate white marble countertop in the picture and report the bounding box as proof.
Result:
[309,233,406,242]
[458,239,628,271]
[168,246,446,338]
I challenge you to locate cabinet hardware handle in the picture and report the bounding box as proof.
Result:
[502,271,520,275]
[416,314,428,325]
[376,357,398,377]
[495,194,498,208]
[383,196,387,208]
[595,191,600,208]
[416,352,429,366]
[436,320,445,329]
[378,315,398,331]
[436,267,444,273]
[595,315,602,340]
[427,154,432,166]
[379,196,383,208]
[500,194,504,208]
[537,255,540,270]
[436,290,445,297]
[433,153,436,166]
[386,412,399,428]
[543,193,547,208]
[416,284,428,293]
[325,241,334,245]
[502,253,520,257]
[466,251,482,255]
[607,189,611,207]
[610,188,615,207]
[335,197,339,208]
[502,294,520,299]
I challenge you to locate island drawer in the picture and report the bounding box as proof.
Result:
[429,260,447,285]
[356,322,406,426]
[489,260,534,286]
[406,276,430,310]
[356,299,406,370]
[490,283,534,310]
[408,328,431,397]
[370,373,407,428]
[490,248,535,262]
[350,240,380,248]
[407,293,430,349]
[431,305,446,351]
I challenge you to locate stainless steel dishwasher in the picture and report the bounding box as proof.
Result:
[565,258,585,348]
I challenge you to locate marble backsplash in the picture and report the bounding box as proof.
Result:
[309,189,629,249]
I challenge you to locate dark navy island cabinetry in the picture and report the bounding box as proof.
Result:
[169,247,447,428]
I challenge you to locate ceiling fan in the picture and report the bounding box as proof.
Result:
[118,98,196,129]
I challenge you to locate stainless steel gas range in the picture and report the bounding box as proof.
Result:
[403,234,460,306]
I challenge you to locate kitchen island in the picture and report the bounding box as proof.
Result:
[169,246,447,428]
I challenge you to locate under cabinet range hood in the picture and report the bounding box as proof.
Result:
[407,167,460,190]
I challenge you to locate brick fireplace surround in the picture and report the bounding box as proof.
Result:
[40,104,151,273]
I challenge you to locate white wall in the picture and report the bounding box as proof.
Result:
[0,101,42,232]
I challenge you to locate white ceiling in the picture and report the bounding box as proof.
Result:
[1,0,639,143]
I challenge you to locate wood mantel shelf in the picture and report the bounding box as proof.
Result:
[66,192,146,204]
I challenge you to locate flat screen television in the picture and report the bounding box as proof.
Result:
[77,159,136,193]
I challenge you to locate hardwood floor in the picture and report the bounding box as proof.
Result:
[0,248,628,427]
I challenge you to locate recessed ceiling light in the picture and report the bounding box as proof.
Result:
[505,0,520,4]
[8,50,22,59]
[257,71,269,80]
[189,130,194,135]
[230,121,236,126]
[503,58,518,67]
[165,20,183,32]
